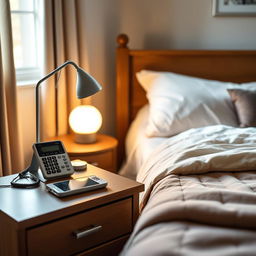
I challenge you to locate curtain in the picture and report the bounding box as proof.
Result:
[0,1,24,175]
[41,0,91,141]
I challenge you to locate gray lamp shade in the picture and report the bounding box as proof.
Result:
[76,68,102,99]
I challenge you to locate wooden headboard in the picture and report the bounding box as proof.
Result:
[116,34,256,167]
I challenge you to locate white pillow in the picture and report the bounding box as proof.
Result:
[136,70,239,137]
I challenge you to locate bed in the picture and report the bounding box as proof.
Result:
[116,34,256,255]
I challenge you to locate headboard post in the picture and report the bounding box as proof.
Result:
[116,34,130,167]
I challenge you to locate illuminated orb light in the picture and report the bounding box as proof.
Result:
[69,105,102,143]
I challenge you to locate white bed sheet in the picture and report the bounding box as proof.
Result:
[119,105,165,180]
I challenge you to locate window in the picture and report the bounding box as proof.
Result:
[10,0,41,84]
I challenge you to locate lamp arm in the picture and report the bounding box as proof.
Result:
[35,61,79,142]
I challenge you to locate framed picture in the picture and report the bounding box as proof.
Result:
[212,0,256,16]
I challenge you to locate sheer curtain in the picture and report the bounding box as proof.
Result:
[41,0,91,141]
[0,1,24,175]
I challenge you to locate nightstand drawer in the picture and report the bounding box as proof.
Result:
[70,150,116,171]
[27,198,132,256]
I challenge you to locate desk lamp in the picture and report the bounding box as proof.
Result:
[11,61,102,188]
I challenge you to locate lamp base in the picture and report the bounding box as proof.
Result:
[74,133,96,144]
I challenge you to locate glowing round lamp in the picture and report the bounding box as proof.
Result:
[69,105,102,143]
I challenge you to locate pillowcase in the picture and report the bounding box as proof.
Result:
[136,70,239,137]
[228,88,256,128]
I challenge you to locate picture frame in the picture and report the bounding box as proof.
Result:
[212,0,256,16]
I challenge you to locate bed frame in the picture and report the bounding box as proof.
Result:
[116,34,256,166]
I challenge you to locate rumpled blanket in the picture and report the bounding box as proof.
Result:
[121,125,256,256]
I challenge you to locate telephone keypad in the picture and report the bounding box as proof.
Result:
[41,154,70,175]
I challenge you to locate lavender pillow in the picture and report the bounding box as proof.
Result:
[228,89,256,127]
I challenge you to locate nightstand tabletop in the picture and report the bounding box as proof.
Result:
[0,165,143,226]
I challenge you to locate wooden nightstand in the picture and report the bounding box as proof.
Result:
[0,165,144,256]
[50,134,118,173]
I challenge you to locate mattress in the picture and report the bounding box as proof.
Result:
[119,105,165,180]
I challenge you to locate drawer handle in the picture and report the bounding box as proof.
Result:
[74,225,102,239]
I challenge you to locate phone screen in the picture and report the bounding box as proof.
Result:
[54,177,98,191]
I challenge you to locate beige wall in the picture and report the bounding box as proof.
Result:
[18,0,256,166]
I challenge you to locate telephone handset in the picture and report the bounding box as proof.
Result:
[33,141,74,180]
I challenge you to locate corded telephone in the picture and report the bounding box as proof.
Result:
[33,140,74,180]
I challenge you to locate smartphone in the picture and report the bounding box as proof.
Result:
[46,175,108,197]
